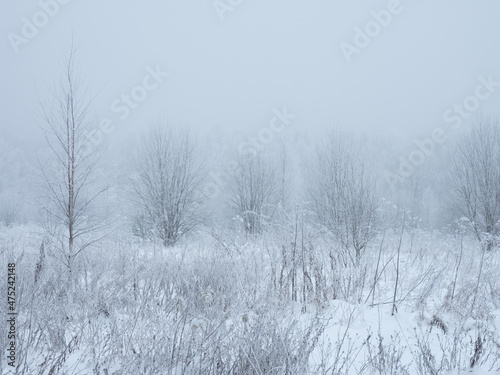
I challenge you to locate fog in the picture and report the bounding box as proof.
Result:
[3,2,500,374]
[2,0,500,153]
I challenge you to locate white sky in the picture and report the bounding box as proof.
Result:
[1,0,500,154]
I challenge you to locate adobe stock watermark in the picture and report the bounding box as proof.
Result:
[339,0,412,64]
[82,65,169,156]
[7,0,72,54]
[213,0,243,22]
[443,75,500,130]
[385,75,500,189]
[202,107,296,200]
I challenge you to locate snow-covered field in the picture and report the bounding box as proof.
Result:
[1,223,499,374]
[3,2,500,375]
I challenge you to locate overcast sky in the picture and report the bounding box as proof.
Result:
[2,0,500,155]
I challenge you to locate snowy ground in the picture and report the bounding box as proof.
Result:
[1,223,499,374]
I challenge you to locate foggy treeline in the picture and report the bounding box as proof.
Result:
[2,57,499,256]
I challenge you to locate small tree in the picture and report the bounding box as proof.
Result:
[130,123,204,246]
[39,49,109,275]
[309,131,378,263]
[449,119,500,251]
[228,153,277,235]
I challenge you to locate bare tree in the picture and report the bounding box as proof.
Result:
[228,153,277,235]
[277,142,290,210]
[130,122,205,246]
[39,49,109,274]
[449,119,500,251]
[309,131,379,263]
